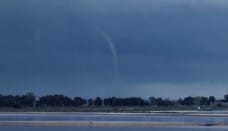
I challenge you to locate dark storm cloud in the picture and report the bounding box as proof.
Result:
[0,0,114,75]
[85,0,228,83]
[1,0,228,97]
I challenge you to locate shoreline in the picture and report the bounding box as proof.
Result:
[1,111,228,117]
[0,112,228,127]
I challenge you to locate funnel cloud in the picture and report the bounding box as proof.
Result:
[95,27,119,81]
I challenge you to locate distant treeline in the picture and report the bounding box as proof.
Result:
[1,93,228,108]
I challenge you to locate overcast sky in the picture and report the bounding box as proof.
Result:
[1,0,228,98]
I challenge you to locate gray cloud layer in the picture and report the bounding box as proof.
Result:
[1,0,228,97]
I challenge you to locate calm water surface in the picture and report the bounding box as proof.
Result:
[1,113,228,131]
[0,126,228,131]
[0,113,228,124]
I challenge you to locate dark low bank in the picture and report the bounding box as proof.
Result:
[1,93,228,112]
[0,106,216,113]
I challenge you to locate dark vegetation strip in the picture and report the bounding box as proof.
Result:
[0,93,228,111]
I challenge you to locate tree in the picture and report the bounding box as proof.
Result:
[0,93,37,108]
[73,97,86,106]
[88,99,93,106]
[36,94,73,107]
[104,97,112,106]
[0,95,21,108]
[155,98,174,106]
[177,98,183,105]
[149,97,156,106]
[224,95,228,102]
[182,96,194,105]
[200,97,210,105]
[94,97,102,106]
[20,92,36,107]
[155,98,163,106]
[209,96,216,105]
